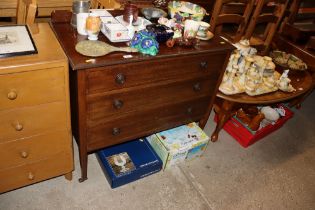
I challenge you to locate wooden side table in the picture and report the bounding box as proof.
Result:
[211,71,313,141]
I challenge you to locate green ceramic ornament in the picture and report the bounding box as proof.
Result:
[130,30,159,56]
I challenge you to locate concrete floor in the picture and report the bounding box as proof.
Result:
[1,91,315,210]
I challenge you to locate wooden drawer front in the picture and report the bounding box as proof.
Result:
[0,130,71,170]
[86,53,226,94]
[0,152,73,193]
[0,102,67,143]
[0,67,65,111]
[87,78,216,125]
[86,97,210,151]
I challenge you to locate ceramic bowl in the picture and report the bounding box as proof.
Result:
[141,7,167,22]
[168,1,206,21]
[146,24,174,43]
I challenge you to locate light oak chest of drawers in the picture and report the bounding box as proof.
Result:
[0,23,73,193]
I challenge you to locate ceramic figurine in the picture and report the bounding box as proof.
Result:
[218,40,295,96]
[277,70,296,92]
[130,30,159,56]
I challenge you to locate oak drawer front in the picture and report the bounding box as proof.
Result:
[87,78,216,124]
[86,97,210,151]
[0,130,71,170]
[0,67,65,111]
[0,152,73,193]
[86,53,226,94]
[0,102,68,143]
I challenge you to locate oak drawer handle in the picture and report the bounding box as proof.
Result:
[28,172,35,180]
[193,83,201,92]
[7,90,18,100]
[112,127,121,136]
[115,73,126,85]
[200,61,208,69]
[20,151,29,158]
[13,122,24,131]
[113,99,124,109]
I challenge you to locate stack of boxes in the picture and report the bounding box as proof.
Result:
[97,122,210,188]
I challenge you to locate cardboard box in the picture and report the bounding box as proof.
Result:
[147,122,209,169]
[97,138,162,188]
[214,104,294,148]
[101,23,129,42]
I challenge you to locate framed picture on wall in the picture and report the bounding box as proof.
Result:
[0,25,37,58]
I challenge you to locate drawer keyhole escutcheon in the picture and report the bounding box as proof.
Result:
[13,122,24,131]
[28,172,35,180]
[112,127,121,136]
[7,90,18,100]
[20,151,28,158]
[193,83,201,92]
[187,107,193,114]
[113,99,124,109]
[115,73,126,85]
[200,61,208,69]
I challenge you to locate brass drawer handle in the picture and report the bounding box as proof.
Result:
[113,99,124,109]
[200,61,208,69]
[115,73,126,85]
[28,172,35,180]
[112,127,121,136]
[7,90,18,100]
[187,107,193,114]
[20,151,29,158]
[13,122,24,131]
[193,83,201,92]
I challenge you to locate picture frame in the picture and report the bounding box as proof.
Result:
[0,25,38,58]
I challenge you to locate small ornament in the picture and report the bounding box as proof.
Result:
[130,30,159,56]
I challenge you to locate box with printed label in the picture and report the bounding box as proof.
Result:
[101,23,129,42]
[147,122,209,169]
[97,138,162,188]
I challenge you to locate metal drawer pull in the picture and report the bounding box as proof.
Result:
[112,127,121,136]
[193,83,201,92]
[7,90,18,100]
[28,172,35,180]
[187,107,193,114]
[115,73,126,85]
[113,99,123,109]
[14,122,24,131]
[200,61,208,69]
[20,151,28,158]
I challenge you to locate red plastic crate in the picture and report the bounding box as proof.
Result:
[214,104,294,148]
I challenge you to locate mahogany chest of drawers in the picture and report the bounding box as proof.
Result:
[0,24,73,193]
[51,13,233,182]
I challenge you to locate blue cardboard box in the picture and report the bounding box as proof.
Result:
[97,138,162,188]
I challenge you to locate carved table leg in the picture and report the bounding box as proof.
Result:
[211,100,236,142]
[64,172,73,181]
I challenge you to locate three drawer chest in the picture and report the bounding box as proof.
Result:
[51,12,234,182]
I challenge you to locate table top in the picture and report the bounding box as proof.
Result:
[217,71,313,104]
[0,23,67,75]
[50,10,234,71]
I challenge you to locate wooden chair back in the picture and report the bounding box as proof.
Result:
[16,0,37,25]
[209,0,255,43]
[90,0,121,9]
[244,0,289,55]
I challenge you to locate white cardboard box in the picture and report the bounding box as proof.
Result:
[102,23,129,42]
[147,122,209,169]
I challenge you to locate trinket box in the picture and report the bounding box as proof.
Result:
[102,23,129,42]
[147,122,209,169]
[97,138,162,188]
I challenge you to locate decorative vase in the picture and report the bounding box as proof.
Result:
[86,13,101,40]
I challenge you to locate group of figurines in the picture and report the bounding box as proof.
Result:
[219,40,295,96]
